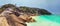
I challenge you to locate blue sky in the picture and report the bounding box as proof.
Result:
[0,0,60,14]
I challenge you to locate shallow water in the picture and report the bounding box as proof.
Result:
[27,15,60,26]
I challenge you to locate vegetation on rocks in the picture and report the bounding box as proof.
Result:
[0,4,52,15]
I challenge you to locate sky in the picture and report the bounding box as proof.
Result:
[0,0,60,15]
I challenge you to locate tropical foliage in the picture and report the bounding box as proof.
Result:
[0,4,52,15]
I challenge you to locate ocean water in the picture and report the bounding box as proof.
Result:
[27,15,60,26]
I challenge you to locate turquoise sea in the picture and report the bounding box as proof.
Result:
[27,15,60,26]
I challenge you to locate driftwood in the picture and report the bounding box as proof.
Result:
[0,4,36,26]
[9,13,36,26]
[0,13,36,26]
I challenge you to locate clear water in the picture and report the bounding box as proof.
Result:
[27,15,60,26]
